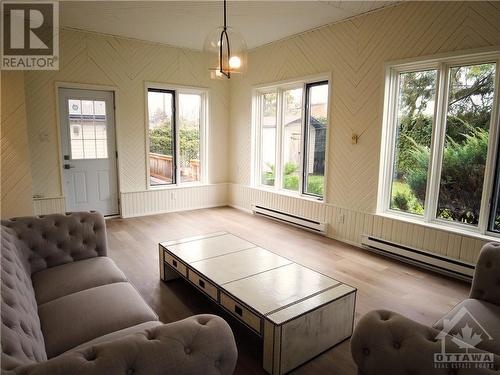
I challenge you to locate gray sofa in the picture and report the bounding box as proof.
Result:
[1,212,238,375]
[351,242,500,375]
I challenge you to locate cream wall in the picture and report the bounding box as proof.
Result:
[24,29,229,215]
[1,72,33,218]
[228,1,500,262]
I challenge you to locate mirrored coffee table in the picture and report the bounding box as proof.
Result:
[159,232,356,374]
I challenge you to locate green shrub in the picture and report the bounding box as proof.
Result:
[284,175,299,191]
[306,175,324,196]
[390,182,424,214]
[149,124,200,162]
[406,126,489,224]
[284,162,298,175]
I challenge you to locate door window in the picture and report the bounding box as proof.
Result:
[68,99,108,159]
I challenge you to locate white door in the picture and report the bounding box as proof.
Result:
[59,88,119,216]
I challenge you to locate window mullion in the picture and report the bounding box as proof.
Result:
[425,63,448,223]
[299,83,306,195]
[255,94,262,187]
[174,91,180,185]
[276,89,284,190]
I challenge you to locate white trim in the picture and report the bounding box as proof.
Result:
[144,81,209,190]
[54,82,121,215]
[252,73,331,201]
[378,48,500,238]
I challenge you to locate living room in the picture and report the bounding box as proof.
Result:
[1,1,499,374]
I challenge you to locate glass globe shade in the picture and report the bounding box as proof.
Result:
[204,26,247,79]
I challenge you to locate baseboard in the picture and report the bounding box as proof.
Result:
[227,204,253,214]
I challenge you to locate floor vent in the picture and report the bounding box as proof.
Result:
[251,205,326,234]
[360,235,474,281]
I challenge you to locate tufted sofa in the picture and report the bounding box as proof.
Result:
[351,242,500,375]
[1,212,238,375]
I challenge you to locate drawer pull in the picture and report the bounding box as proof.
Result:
[234,305,243,316]
[198,279,205,288]
[172,259,177,267]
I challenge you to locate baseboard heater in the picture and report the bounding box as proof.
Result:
[251,205,326,235]
[360,235,475,281]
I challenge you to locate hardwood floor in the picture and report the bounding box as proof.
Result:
[105,206,470,375]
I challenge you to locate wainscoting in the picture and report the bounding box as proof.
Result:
[228,183,490,264]
[32,184,228,218]
[119,183,228,218]
[31,183,491,265]
[33,197,66,215]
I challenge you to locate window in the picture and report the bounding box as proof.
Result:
[255,79,329,199]
[68,99,108,159]
[379,51,500,236]
[146,85,206,187]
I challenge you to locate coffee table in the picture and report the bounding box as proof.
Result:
[159,232,356,374]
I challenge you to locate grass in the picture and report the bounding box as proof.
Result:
[262,173,324,197]
[390,181,424,215]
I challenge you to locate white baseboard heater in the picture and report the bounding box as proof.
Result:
[360,235,475,281]
[251,205,326,235]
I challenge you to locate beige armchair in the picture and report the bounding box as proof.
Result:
[351,242,500,375]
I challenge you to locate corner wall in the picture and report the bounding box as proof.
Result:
[228,2,500,262]
[1,72,33,219]
[24,29,230,216]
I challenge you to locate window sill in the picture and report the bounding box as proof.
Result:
[252,185,324,203]
[148,182,206,191]
[376,211,500,242]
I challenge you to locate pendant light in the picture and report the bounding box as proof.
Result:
[204,0,247,79]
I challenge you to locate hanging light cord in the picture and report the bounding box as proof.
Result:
[219,0,231,78]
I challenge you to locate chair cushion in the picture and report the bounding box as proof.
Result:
[470,242,500,305]
[38,282,158,358]
[68,321,163,352]
[32,257,127,304]
[433,298,500,355]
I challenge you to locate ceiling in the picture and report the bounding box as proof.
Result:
[60,1,397,50]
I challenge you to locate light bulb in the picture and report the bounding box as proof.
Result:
[229,56,241,69]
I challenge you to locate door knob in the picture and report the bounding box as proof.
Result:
[63,164,75,169]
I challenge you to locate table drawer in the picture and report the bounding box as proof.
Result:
[164,253,187,277]
[189,271,218,301]
[221,292,261,333]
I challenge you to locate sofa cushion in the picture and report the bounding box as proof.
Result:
[32,257,127,305]
[38,282,158,358]
[68,321,163,352]
[433,298,500,355]
[1,227,47,372]
[1,212,107,275]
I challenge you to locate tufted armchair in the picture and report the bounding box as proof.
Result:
[351,242,500,375]
[1,212,238,375]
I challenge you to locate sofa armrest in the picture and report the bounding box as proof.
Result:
[470,242,500,306]
[12,315,237,375]
[1,211,107,275]
[351,310,499,375]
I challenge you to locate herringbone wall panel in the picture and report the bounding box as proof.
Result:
[229,1,500,213]
[24,29,229,197]
[1,72,34,218]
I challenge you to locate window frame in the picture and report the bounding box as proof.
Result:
[303,80,329,198]
[145,82,208,189]
[253,75,331,201]
[377,49,500,238]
